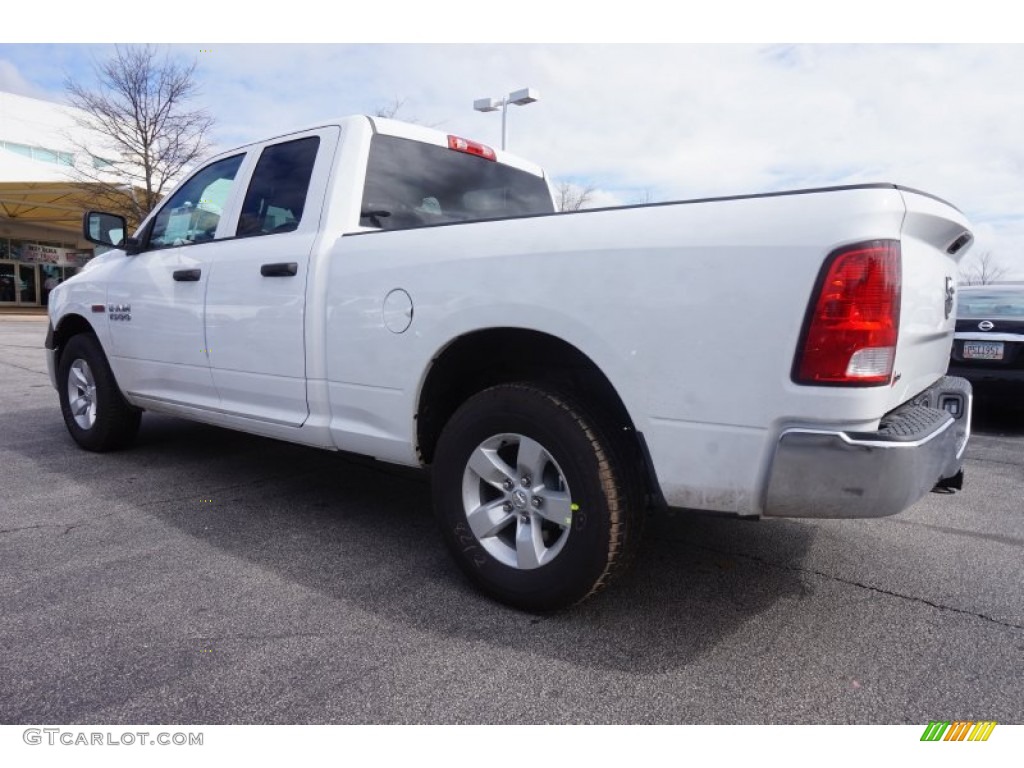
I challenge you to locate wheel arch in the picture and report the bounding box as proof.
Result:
[415,327,663,505]
[51,313,99,368]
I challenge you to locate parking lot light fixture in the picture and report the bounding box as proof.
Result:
[473,88,540,151]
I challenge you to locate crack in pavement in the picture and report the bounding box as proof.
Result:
[0,522,64,535]
[0,511,119,537]
[966,455,1024,469]
[185,631,340,643]
[684,541,1024,632]
[887,517,1024,547]
[0,359,48,376]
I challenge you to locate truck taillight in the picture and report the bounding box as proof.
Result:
[794,240,901,386]
[447,135,496,161]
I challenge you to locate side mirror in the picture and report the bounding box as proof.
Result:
[82,211,127,249]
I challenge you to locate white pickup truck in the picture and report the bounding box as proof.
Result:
[47,115,973,611]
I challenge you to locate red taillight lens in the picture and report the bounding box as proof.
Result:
[447,135,496,161]
[795,240,901,386]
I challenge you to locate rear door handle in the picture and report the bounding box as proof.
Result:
[261,262,298,277]
[173,269,201,282]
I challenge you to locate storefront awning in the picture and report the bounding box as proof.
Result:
[0,150,144,238]
[0,180,113,237]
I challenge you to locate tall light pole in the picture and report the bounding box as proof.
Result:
[473,87,540,151]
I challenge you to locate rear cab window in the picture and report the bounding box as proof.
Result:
[359,135,554,231]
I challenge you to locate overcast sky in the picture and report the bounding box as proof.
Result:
[2,39,1022,279]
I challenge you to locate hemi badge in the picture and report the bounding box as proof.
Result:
[91,304,105,313]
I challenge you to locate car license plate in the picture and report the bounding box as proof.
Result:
[963,341,1004,360]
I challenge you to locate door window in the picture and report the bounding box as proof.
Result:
[235,137,320,237]
[147,154,245,250]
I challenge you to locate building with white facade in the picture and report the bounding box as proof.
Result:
[0,90,126,307]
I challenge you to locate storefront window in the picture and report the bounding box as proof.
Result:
[0,263,14,302]
[18,264,37,303]
[0,238,89,305]
[45,265,77,305]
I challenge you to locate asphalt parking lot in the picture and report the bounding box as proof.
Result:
[1,315,1022,724]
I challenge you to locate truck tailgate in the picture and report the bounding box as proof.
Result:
[890,189,973,409]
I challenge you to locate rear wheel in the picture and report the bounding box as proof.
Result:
[57,333,141,452]
[432,383,644,611]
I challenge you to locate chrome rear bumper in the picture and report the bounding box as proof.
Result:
[764,376,971,518]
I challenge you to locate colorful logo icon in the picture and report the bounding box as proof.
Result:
[920,721,997,742]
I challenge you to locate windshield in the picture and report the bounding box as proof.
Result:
[360,135,554,231]
[958,289,1024,318]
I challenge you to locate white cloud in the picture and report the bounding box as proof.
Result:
[0,59,50,100]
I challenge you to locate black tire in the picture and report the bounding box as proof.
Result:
[57,333,141,452]
[432,383,644,612]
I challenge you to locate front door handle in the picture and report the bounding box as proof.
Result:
[261,262,298,277]
[173,269,201,282]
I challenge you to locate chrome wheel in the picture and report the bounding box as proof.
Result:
[67,359,97,430]
[461,433,573,569]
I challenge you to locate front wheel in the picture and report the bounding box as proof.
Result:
[57,333,141,452]
[432,383,644,611]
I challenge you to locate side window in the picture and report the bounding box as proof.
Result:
[148,154,244,250]
[236,137,320,238]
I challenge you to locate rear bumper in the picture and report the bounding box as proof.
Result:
[764,376,971,518]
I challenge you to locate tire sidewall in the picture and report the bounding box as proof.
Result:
[57,334,129,451]
[433,385,621,611]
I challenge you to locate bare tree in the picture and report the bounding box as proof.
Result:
[555,181,597,212]
[65,45,214,229]
[373,97,442,128]
[374,97,410,120]
[960,251,1008,286]
[632,188,655,205]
